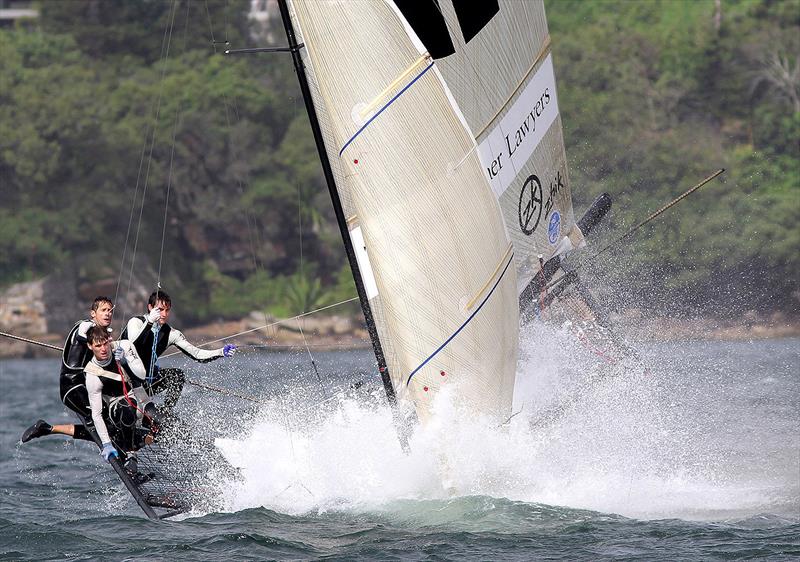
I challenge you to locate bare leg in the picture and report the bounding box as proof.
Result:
[50,424,76,437]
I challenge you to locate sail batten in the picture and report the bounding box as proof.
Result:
[406,250,515,386]
[475,35,552,139]
[338,61,435,157]
[359,55,431,119]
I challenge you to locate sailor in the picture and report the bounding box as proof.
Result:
[21,296,115,444]
[83,326,154,461]
[122,290,236,413]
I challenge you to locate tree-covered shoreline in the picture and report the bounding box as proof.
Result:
[1,0,797,325]
[550,0,798,317]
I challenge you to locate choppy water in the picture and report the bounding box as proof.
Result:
[1,334,798,560]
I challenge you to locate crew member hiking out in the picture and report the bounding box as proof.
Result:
[122,290,236,413]
[83,326,157,462]
[21,296,115,444]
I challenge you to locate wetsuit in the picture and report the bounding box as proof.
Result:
[59,320,100,441]
[85,340,151,451]
[122,316,226,411]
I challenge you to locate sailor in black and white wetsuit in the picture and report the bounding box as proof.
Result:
[21,297,115,444]
[84,327,152,460]
[122,290,236,412]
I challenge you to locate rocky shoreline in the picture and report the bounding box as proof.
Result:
[2,276,798,359]
[0,311,373,359]
[612,312,800,343]
[2,310,798,360]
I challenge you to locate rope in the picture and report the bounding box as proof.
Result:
[148,322,160,386]
[116,359,156,432]
[0,331,267,404]
[545,169,725,292]
[159,296,358,357]
[0,331,62,351]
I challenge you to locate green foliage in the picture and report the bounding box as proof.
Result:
[547,0,799,314]
[1,1,797,322]
[36,0,251,65]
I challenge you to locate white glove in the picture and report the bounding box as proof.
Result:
[146,307,161,324]
[100,442,118,461]
[113,346,125,362]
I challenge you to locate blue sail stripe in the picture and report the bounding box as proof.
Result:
[405,252,515,386]
[338,61,435,158]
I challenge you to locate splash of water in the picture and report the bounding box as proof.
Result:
[215,324,793,521]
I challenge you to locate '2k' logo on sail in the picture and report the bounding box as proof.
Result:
[518,169,566,236]
[518,175,543,235]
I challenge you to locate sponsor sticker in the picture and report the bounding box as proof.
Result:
[518,175,543,235]
[548,211,561,244]
[477,54,560,199]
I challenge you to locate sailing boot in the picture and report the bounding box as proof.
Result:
[21,420,53,443]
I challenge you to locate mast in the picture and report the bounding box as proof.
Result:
[276,0,408,447]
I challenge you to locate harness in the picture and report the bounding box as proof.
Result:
[122,316,172,377]
[85,359,150,429]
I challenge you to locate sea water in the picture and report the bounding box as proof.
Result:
[1,335,798,560]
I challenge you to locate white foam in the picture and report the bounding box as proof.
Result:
[214,325,797,521]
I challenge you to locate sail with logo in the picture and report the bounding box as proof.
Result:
[278,0,585,428]
[414,1,583,295]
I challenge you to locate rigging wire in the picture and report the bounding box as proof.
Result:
[204,0,338,383]
[115,0,180,320]
[0,331,61,351]
[1,328,377,420]
[205,0,279,345]
[0,330,269,405]
[121,0,180,327]
[297,320,322,383]
[114,135,153,321]
[544,169,726,293]
[159,296,358,357]
[156,1,192,289]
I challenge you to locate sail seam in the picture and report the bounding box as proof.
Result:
[475,35,552,139]
[338,61,435,157]
[405,251,515,386]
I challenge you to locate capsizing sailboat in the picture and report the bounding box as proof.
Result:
[83,0,615,520]
[12,1,639,522]
[272,0,611,438]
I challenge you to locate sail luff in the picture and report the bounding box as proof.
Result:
[276,0,407,447]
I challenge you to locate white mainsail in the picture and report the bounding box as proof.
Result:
[287,0,518,423]
[422,0,581,295]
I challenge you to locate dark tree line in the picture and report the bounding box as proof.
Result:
[1,0,797,322]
